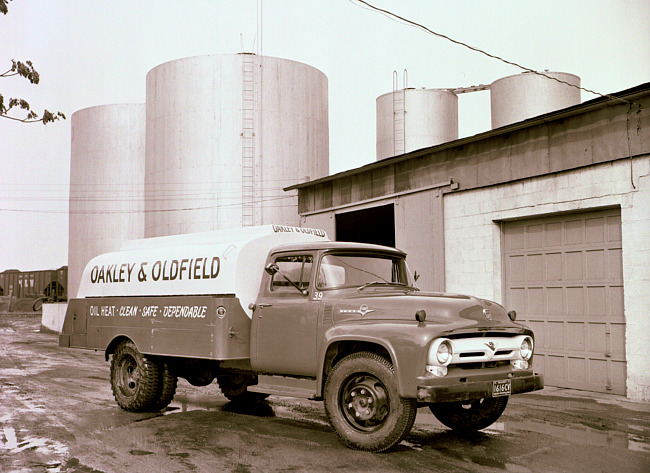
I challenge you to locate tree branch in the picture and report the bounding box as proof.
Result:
[1,0,13,15]
[0,111,66,124]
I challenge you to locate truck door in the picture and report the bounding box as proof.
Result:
[252,253,319,376]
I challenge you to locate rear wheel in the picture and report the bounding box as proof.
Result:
[110,340,160,412]
[429,396,508,432]
[324,352,417,452]
[148,359,178,412]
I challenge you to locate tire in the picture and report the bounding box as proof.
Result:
[429,396,509,432]
[217,374,269,403]
[32,297,46,312]
[110,340,160,412]
[323,352,417,452]
[148,359,178,412]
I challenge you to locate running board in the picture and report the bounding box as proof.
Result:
[248,375,319,399]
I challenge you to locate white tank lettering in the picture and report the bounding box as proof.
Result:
[141,306,158,317]
[90,257,220,284]
[272,225,326,238]
[151,261,162,281]
[100,306,115,317]
[210,256,220,278]
[127,263,136,281]
[162,305,207,318]
[88,304,209,319]
[119,306,137,317]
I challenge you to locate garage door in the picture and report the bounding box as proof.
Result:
[503,208,625,395]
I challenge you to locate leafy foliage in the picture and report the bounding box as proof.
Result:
[1,60,66,124]
[2,2,66,124]
[2,59,40,83]
[0,0,11,16]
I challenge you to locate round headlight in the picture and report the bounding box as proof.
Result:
[520,336,533,360]
[436,340,453,365]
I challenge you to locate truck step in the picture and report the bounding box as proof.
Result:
[248,375,319,399]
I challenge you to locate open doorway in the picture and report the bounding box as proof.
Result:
[335,204,395,247]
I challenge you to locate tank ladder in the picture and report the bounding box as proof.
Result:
[392,69,407,156]
[241,54,256,227]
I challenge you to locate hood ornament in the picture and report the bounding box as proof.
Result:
[484,341,496,351]
[483,308,492,321]
[340,304,375,317]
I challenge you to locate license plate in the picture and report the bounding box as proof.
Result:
[492,379,511,397]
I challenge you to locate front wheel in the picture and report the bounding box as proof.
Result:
[429,396,508,432]
[324,352,417,452]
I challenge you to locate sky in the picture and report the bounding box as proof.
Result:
[1,0,649,272]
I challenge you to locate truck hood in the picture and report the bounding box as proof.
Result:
[331,290,519,330]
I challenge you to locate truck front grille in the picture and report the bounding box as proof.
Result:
[446,335,527,365]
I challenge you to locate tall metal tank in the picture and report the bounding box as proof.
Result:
[490,71,581,129]
[68,104,146,298]
[145,54,329,237]
[376,88,458,161]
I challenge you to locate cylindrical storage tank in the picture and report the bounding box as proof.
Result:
[376,88,458,161]
[490,71,581,129]
[145,54,329,238]
[68,104,146,299]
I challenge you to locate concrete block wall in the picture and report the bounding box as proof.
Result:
[41,302,68,333]
[622,168,650,402]
[444,156,650,401]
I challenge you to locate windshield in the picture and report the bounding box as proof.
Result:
[317,253,415,290]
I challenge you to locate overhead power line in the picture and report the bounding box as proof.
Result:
[351,0,631,105]
[0,176,305,188]
[0,194,298,215]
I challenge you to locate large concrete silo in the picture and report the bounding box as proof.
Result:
[376,88,458,161]
[68,104,146,298]
[490,71,581,129]
[145,54,329,237]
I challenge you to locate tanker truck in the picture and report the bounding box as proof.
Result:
[60,224,543,452]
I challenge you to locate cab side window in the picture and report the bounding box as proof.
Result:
[270,255,313,294]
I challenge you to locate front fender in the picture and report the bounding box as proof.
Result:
[318,322,439,398]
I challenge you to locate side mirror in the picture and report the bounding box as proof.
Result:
[413,271,420,282]
[507,310,517,321]
[265,263,279,275]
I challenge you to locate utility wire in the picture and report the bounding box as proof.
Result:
[1,188,299,202]
[0,176,305,187]
[0,194,298,215]
[351,0,631,105]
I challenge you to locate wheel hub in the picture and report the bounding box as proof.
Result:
[341,375,389,431]
[120,357,140,394]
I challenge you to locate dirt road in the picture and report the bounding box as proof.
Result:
[1,314,648,472]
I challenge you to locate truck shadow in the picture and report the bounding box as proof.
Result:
[222,399,275,417]
[398,430,511,468]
